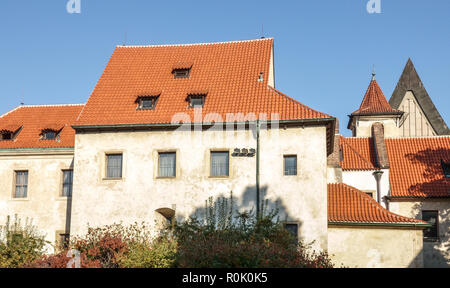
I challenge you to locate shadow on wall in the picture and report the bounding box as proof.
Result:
[186,185,305,245]
[408,201,450,268]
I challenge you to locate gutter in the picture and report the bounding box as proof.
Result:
[0,147,74,156]
[328,221,431,229]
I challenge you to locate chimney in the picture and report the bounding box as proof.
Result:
[371,122,390,169]
[327,119,341,168]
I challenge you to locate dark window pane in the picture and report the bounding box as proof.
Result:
[211,152,229,177]
[140,98,155,109]
[285,224,298,242]
[159,153,176,177]
[62,170,73,197]
[2,133,12,140]
[174,69,190,78]
[442,161,450,178]
[107,154,123,178]
[284,156,297,176]
[422,211,438,240]
[190,97,204,108]
[15,171,28,198]
[44,131,56,140]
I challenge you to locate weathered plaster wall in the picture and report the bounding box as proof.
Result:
[353,117,399,138]
[0,151,74,252]
[328,226,424,268]
[390,200,450,267]
[71,125,329,251]
[341,170,390,207]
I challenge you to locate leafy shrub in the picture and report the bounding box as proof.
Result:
[0,215,48,268]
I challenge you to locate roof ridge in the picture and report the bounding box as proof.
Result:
[340,136,377,169]
[117,38,273,48]
[268,86,331,118]
[14,104,84,108]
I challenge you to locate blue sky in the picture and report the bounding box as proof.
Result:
[0,0,449,136]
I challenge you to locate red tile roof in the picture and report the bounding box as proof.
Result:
[386,137,450,198]
[328,183,426,225]
[352,79,402,115]
[0,105,84,149]
[340,136,377,170]
[75,39,331,126]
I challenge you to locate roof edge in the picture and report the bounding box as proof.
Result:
[328,221,430,229]
[116,38,274,48]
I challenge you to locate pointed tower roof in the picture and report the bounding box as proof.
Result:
[351,75,402,116]
[389,59,450,135]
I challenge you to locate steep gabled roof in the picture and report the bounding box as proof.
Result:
[351,77,402,116]
[75,38,331,126]
[389,59,450,135]
[0,105,84,149]
[386,137,450,198]
[328,183,427,226]
[340,137,378,171]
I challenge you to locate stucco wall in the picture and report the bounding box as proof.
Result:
[0,150,74,252]
[328,226,424,268]
[390,200,450,267]
[341,169,390,208]
[70,125,329,251]
[353,117,399,138]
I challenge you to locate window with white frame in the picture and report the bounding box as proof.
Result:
[159,152,176,178]
[14,171,28,198]
[106,154,123,179]
[211,151,229,177]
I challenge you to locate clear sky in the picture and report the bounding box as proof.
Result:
[0,0,449,136]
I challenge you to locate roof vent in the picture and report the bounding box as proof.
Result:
[258,72,264,82]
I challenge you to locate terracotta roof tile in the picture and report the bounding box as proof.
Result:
[352,79,402,115]
[340,136,377,170]
[75,38,330,126]
[328,183,426,224]
[0,105,84,149]
[386,137,450,198]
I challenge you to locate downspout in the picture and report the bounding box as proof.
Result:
[373,170,384,204]
[256,120,261,219]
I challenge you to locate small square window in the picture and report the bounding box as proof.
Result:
[442,160,450,178]
[137,97,158,110]
[422,211,439,241]
[14,171,28,198]
[284,155,297,176]
[365,192,374,199]
[285,223,298,242]
[189,96,205,108]
[1,132,12,140]
[42,130,57,140]
[159,152,176,178]
[106,154,123,179]
[173,69,190,79]
[58,233,70,249]
[211,151,229,177]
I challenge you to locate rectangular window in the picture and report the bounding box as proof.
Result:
[173,69,190,79]
[58,233,70,249]
[442,161,450,178]
[62,170,73,197]
[159,152,176,178]
[137,97,158,110]
[284,155,297,176]
[285,223,298,242]
[14,171,28,198]
[422,210,439,241]
[211,151,229,177]
[106,154,123,179]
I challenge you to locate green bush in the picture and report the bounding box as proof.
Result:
[0,215,48,268]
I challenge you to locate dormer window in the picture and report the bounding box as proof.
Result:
[173,68,191,79]
[42,130,57,140]
[442,160,450,178]
[187,93,206,108]
[172,62,193,79]
[1,132,12,140]
[0,126,22,141]
[137,96,158,110]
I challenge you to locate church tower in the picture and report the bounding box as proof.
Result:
[389,59,450,136]
[348,71,403,138]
